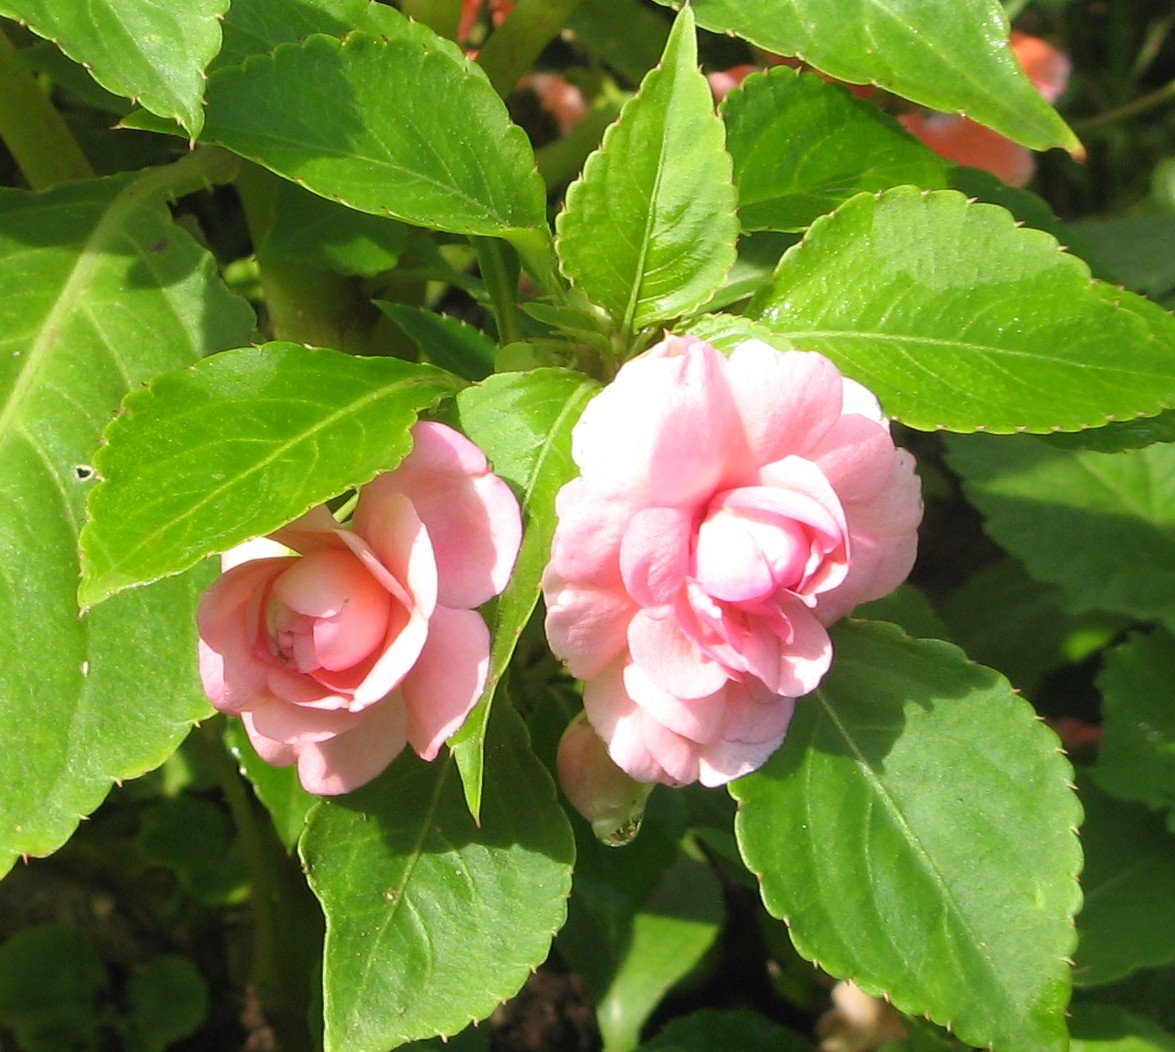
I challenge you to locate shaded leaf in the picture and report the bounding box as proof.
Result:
[125,956,209,1052]
[224,720,316,852]
[1075,779,1175,987]
[945,435,1175,633]
[378,303,498,381]
[1094,630,1175,824]
[639,1008,812,1051]
[1070,1003,1175,1052]
[301,706,574,1051]
[79,345,458,607]
[733,621,1082,1050]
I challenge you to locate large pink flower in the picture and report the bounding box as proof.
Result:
[198,422,522,795]
[542,336,922,787]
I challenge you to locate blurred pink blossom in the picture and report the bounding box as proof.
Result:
[543,335,922,787]
[198,422,522,795]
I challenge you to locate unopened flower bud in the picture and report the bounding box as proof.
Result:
[557,713,653,846]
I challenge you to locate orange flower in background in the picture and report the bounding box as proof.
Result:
[708,32,1070,187]
[899,32,1071,186]
[459,0,514,44]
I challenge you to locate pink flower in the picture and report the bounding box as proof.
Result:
[198,422,522,795]
[542,336,921,787]
[557,713,653,845]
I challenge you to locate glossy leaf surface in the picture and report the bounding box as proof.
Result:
[79,346,458,606]
[301,707,574,1051]
[0,170,252,876]
[556,7,737,334]
[450,369,598,817]
[747,188,1175,434]
[733,621,1082,1050]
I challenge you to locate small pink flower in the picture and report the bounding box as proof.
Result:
[198,422,522,795]
[542,336,921,787]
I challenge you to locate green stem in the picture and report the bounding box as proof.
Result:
[236,163,383,352]
[0,25,93,188]
[506,227,567,302]
[473,236,522,343]
[1073,78,1175,133]
[400,0,463,39]
[190,717,324,1050]
[476,0,585,96]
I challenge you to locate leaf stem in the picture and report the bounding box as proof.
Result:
[190,716,324,1049]
[476,0,585,97]
[0,25,93,189]
[473,236,523,344]
[507,227,567,302]
[1072,78,1175,134]
[236,163,384,352]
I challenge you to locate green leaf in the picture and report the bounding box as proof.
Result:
[78,345,458,607]
[855,584,952,642]
[202,33,547,239]
[594,851,724,1050]
[566,0,670,84]
[648,0,1078,151]
[124,955,209,1052]
[556,7,738,335]
[1074,778,1175,987]
[1094,630,1175,823]
[1070,1003,1175,1052]
[301,705,574,1051]
[945,435,1175,632]
[449,369,598,818]
[138,793,247,904]
[262,180,409,277]
[1073,215,1175,302]
[722,67,949,232]
[0,925,106,1051]
[378,303,498,381]
[639,1008,812,1052]
[224,720,316,852]
[217,0,440,71]
[0,169,253,877]
[0,0,228,136]
[732,621,1082,1051]
[941,558,1127,696]
[746,188,1175,434]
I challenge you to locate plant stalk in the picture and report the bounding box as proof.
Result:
[476,0,585,96]
[0,25,93,189]
[190,717,324,1051]
[1073,78,1175,134]
[473,236,523,344]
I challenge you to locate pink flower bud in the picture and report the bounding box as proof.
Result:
[557,713,653,846]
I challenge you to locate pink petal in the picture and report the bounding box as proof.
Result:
[356,422,521,610]
[294,697,409,795]
[242,712,297,767]
[270,504,348,555]
[840,376,886,425]
[542,568,635,680]
[571,336,746,506]
[344,490,436,617]
[619,505,692,609]
[695,681,795,786]
[623,661,728,745]
[249,695,360,745]
[266,665,350,709]
[693,505,803,603]
[583,660,671,784]
[197,557,290,713]
[548,476,634,588]
[725,341,844,465]
[400,605,491,761]
[816,450,922,625]
[272,550,392,671]
[627,610,731,700]
[774,597,834,696]
[808,415,896,505]
[1013,31,1070,103]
